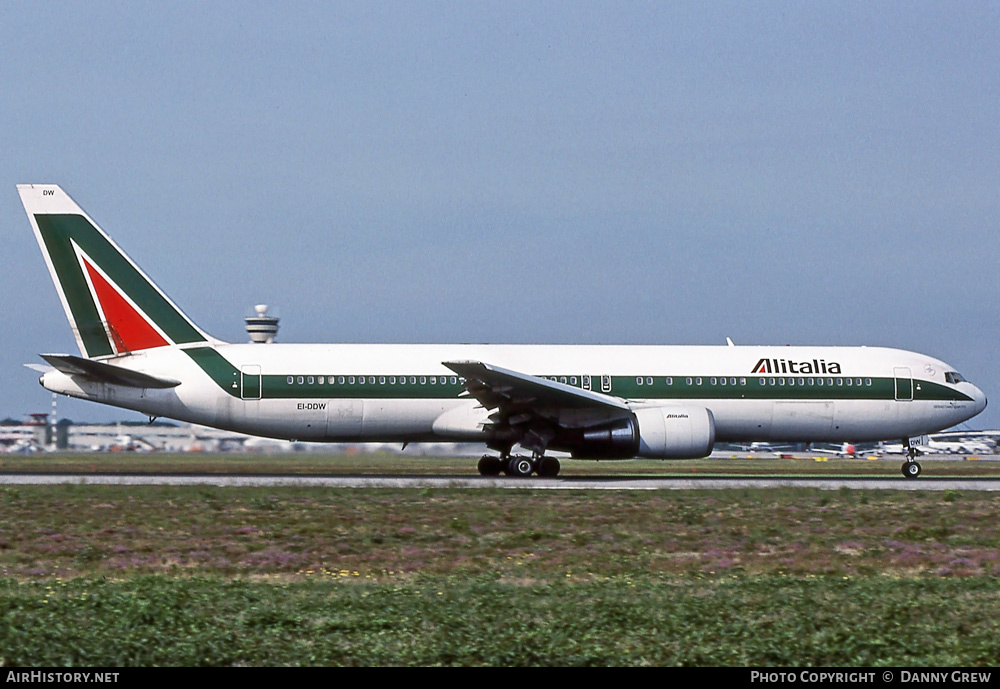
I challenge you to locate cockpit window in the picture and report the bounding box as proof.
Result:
[945,371,968,384]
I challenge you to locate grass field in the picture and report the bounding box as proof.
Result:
[3,449,1000,477]
[1,454,999,666]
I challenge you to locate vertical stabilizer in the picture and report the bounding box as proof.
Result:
[18,184,216,358]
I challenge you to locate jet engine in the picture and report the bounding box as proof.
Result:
[572,406,715,459]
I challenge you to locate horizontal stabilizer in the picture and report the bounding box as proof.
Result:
[40,354,181,389]
[24,363,53,373]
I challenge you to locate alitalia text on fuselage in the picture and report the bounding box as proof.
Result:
[752,358,841,375]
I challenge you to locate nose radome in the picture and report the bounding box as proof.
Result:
[973,385,988,415]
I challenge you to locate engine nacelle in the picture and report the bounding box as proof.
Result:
[633,405,715,458]
[573,406,715,459]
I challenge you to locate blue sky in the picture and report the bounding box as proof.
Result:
[2,2,998,429]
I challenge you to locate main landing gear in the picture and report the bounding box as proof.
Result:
[901,438,922,479]
[477,453,561,478]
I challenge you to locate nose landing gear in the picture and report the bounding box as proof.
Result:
[901,439,922,479]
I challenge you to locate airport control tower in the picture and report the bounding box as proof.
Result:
[245,304,279,343]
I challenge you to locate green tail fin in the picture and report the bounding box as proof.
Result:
[18,184,215,358]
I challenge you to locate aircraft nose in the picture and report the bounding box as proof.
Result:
[973,385,988,415]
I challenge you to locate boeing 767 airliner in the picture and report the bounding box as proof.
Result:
[18,184,987,478]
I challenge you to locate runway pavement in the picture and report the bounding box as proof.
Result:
[2,473,999,490]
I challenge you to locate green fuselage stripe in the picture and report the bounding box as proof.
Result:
[185,348,242,397]
[183,349,972,403]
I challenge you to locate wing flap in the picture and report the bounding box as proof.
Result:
[40,354,181,389]
[443,360,630,422]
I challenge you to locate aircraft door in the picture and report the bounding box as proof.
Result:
[894,367,913,401]
[241,365,261,400]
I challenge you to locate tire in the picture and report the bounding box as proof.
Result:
[478,455,502,476]
[537,456,561,477]
[509,456,534,478]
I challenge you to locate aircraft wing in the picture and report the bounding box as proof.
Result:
[442,360,631,429]
[40,354,181,389]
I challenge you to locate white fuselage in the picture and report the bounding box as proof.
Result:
[39,343,987,450]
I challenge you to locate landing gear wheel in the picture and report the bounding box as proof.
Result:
[901,461,922,479]
[478,455,502,476]
[509,456,534,478]
[536,456,561,477]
